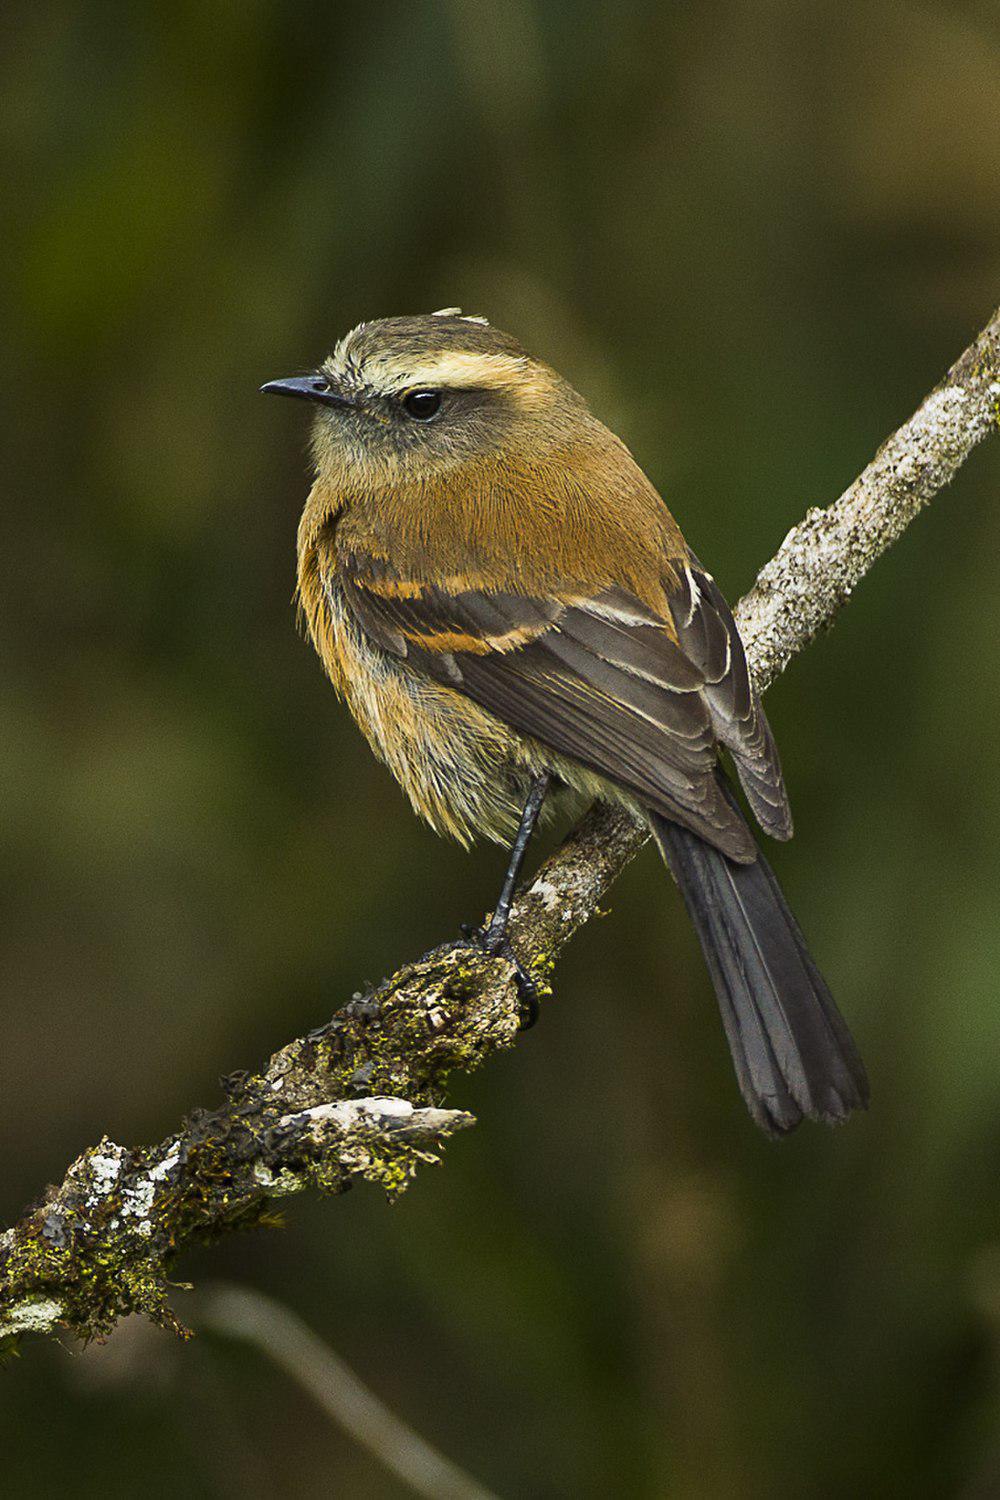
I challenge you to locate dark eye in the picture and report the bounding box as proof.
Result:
[403,389,442,421]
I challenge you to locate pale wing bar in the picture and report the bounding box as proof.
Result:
[340,564,757,858]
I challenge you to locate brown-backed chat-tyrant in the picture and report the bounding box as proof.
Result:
[263,310,868,1135]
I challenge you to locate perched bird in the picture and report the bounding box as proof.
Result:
[263,310,868,1135]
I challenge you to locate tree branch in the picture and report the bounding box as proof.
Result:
[200,1283,501,1500]
[2,308,997,1346]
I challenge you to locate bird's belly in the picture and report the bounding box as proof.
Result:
[323,583,534,845]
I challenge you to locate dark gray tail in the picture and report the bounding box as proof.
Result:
[651,808,868,1135]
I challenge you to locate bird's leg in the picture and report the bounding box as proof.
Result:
[465,771,551,1028]
[483,771,551,951]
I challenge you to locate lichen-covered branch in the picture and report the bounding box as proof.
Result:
[737,317,1000,694]
[2,307,997,1347]
[0,1093,473,1342]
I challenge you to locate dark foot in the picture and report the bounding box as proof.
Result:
[459,924,540,1030]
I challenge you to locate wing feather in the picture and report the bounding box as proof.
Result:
[340,551,789,857]
[668,559,792,839]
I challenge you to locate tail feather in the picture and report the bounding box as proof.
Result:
[651,805,868,1135]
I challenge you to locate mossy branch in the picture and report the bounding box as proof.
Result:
[2,307,997,1347]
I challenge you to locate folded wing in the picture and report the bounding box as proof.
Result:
[339,551,790,860]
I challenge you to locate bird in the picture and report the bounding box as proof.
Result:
[262,308,869,1135]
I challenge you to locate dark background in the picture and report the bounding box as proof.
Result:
[3,3,1000,1496]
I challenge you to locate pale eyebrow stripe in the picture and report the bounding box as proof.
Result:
[366,350,530,390]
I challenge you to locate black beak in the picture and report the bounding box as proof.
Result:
[260,375,354,409]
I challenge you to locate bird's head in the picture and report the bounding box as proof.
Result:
[262,309,588,480]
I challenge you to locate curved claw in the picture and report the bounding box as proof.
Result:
[457,925,540,1029]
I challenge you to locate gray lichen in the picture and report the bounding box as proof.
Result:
[738,328,1000,693]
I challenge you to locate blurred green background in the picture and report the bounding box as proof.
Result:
[2,2,1000,1495]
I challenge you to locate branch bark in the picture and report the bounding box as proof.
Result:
[3,308,997,1346]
